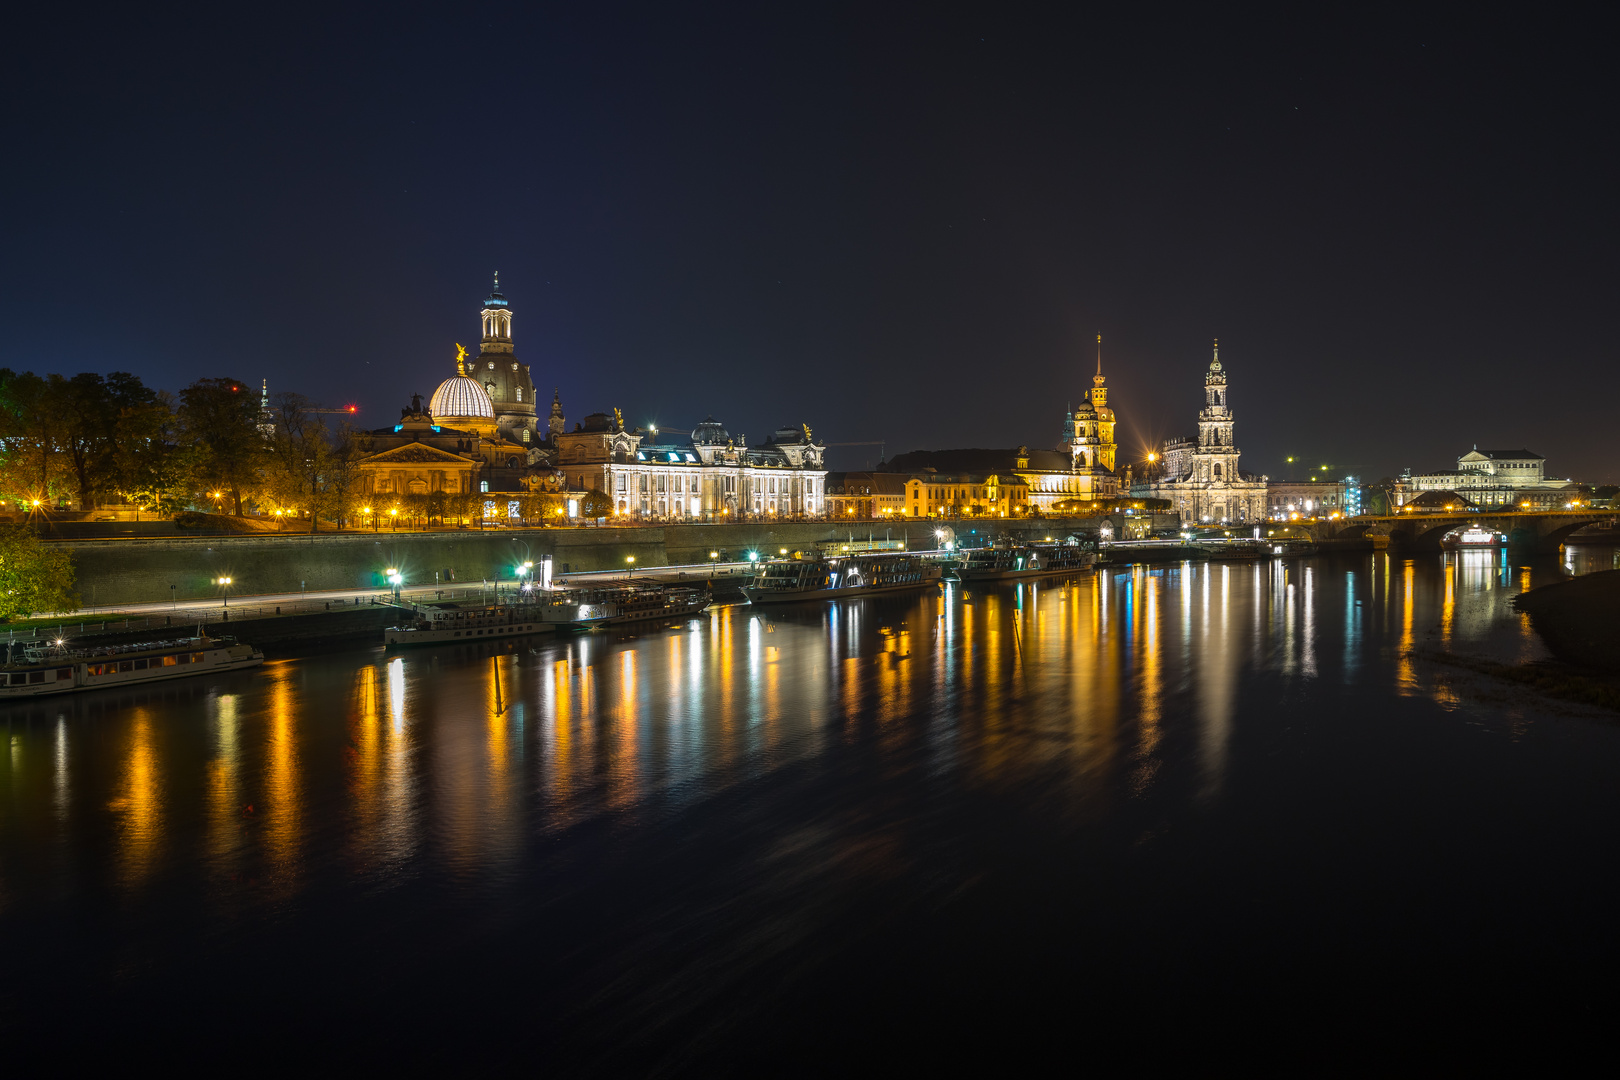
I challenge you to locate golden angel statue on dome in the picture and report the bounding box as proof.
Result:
[454,343,469,375]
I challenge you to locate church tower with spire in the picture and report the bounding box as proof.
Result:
[1065,335,1118,474]
[1192,339,1240,483]
[471,273,539,443]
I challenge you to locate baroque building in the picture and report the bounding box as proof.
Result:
[426,275,539,445]
[1134,342,1267,525]
[353,388,552,502]
[1024,336,1122,508]
[555,413,827,520]
[1392,448,1577,510]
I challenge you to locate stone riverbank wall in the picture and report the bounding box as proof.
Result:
[62,516,1166,608]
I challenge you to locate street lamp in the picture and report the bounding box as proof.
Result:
[390,507,398,531]
[274,508,284,531]
[625,555,636,579]
[710,550,719,578]
[215,575,233,607]
[362,506,373,532]
[386,567,402,601]
[515,560,535,591]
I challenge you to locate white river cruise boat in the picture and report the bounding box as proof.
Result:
[384,596,618,647]
[741,552,942,605]
[0,635,264,700]
[956,542,1096,582]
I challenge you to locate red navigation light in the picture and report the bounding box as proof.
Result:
[348,405,358,413]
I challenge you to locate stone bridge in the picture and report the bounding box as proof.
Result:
[1309,510,1613,553]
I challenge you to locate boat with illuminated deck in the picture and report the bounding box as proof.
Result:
[741,552,942,605]
[0,634,264,699]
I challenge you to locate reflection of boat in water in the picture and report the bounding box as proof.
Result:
[742,552,942,604]
[384,597,615,646]
[1,635,264,699]
[1443,525,1507,549]
[956,541,1095,580]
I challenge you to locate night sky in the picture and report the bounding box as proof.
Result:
[4,8,1615,481]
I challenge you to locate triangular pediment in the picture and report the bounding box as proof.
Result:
[362,442,475,465]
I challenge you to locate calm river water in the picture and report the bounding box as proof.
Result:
[4,547,1619,1068]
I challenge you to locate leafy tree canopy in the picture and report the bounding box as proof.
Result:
[0,526,78,621]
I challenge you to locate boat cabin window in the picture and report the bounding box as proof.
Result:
[57,668,71,679]
[192,652,206,663]
[9,673,27,685]
[120,661,135,673]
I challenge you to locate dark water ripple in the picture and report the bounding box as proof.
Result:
[3,548,1619,1069]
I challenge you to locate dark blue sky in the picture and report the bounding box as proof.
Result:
[4,7,1615,481]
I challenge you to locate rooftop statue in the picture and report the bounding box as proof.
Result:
[803,423,814,444]
[455,342,469,375]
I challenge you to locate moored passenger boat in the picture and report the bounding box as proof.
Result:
[0,635,264,699]
[956,542,1095,581]
[741,552,942,605]
[384,596,615,647]
[572,584,711,626]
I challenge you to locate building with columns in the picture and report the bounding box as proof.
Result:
[1392,448,1577,509]
[1133,342,1267,525]
[555,413,827,520]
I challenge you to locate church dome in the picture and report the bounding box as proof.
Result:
[430,375,495,420]
[692,416,730,444]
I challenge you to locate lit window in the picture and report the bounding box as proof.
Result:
[480,481,489,493]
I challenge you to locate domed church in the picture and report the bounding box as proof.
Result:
[426,274,539,444]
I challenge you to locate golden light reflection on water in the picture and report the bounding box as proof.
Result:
[5,550,1592,899]
[264,664,302,887]
[116,709,162,888]
[1397,562,1417,693]
[207,692,241,875]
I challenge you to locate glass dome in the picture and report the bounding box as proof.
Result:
[429,375,495,420]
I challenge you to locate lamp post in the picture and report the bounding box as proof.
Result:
[215,576,233,608]
[386,567,402,602]
[390,507,398,531]
[626,555,636,579]
[710,550,719,578]
[362,506,373,532]
[515,560,534,592]
[274,509,284,531]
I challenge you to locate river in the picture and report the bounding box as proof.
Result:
[3,546,1618,1069]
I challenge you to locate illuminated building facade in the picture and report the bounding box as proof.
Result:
[903,473,1030,517]
[1266,480,1355,519]
[1392,448,1577,509]
[1135,342,1267,524]
[555,414,826,519]
[825,472,910,518]
[354,392,538,498]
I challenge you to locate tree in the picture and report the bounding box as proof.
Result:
[179,377,264,515]
[113,392,194,516]
[580,488,612,519]
[57,372,157,510]
[0,370,74,512]
[258,395,366,532]
[0,525,78,620]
